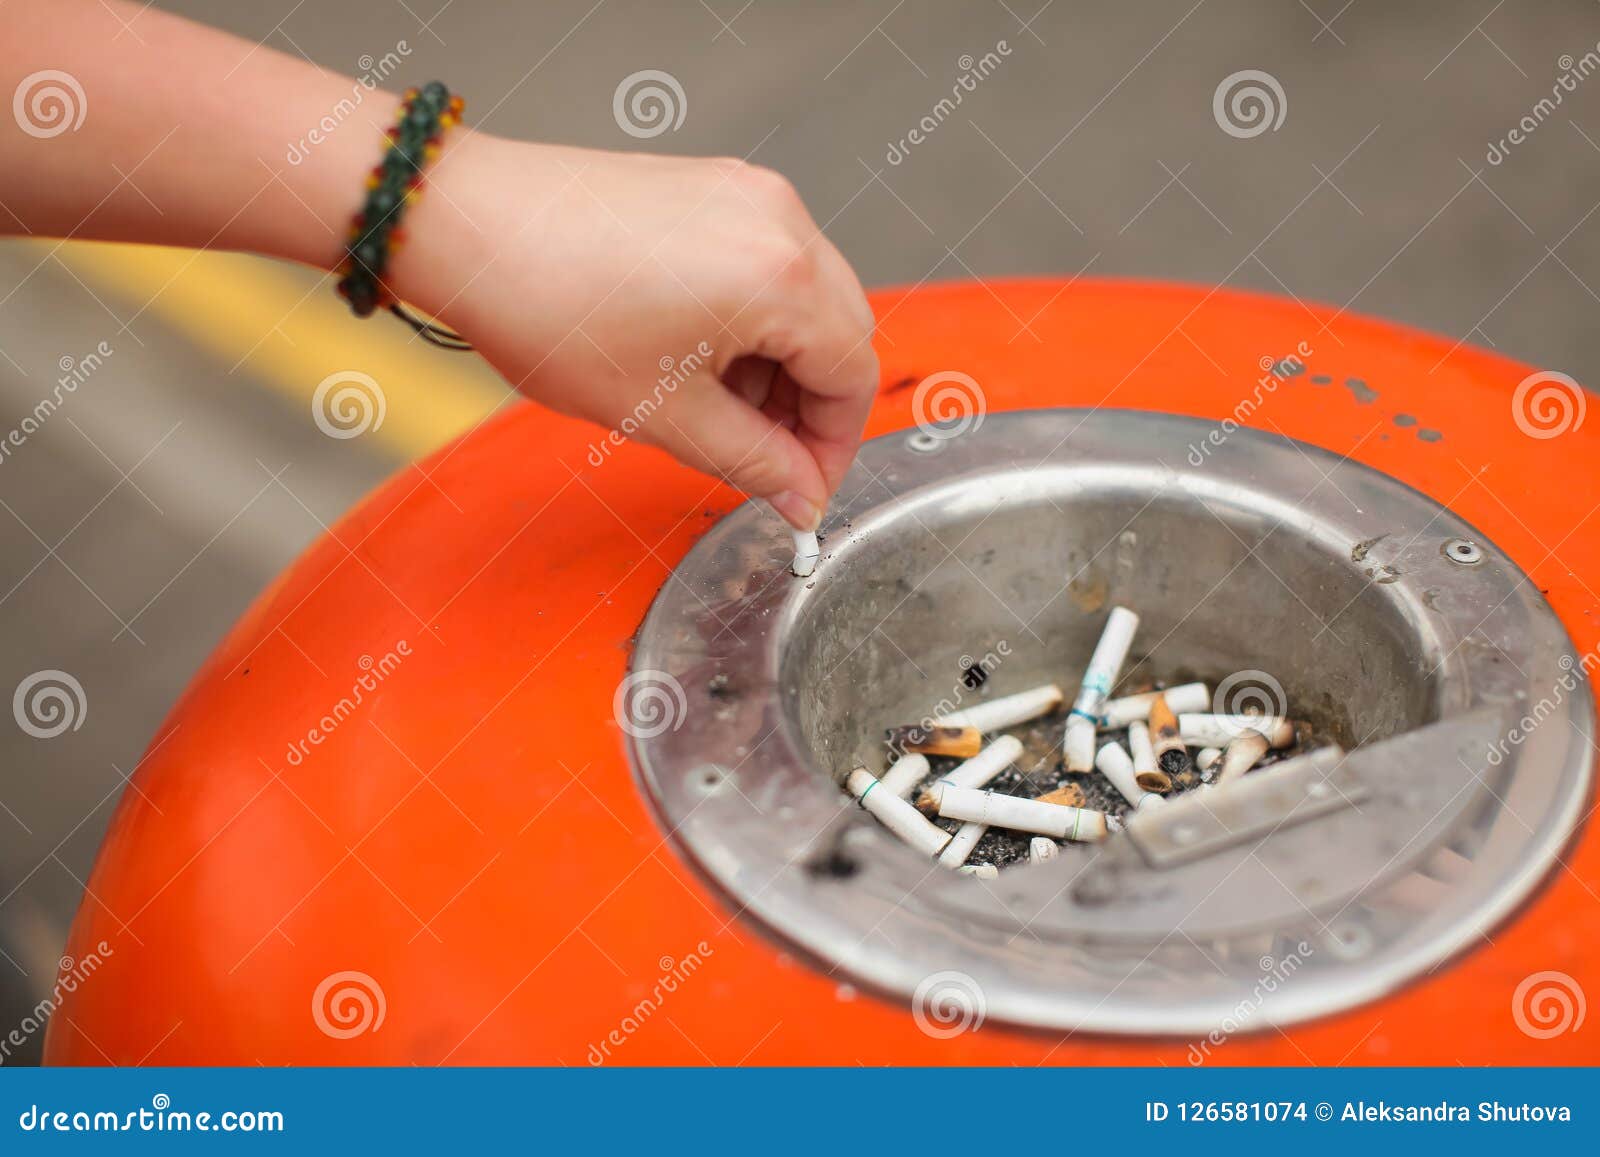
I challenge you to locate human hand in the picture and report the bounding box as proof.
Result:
[398,134,880,531]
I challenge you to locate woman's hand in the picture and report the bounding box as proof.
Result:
[399,135,880,531]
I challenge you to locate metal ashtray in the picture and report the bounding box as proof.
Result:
[625,409,1593,1035]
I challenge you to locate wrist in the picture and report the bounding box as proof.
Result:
[382,126,503,330]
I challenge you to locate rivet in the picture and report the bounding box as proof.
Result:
[1442,538,1482,566]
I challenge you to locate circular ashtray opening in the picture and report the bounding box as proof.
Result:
[627,410,1592,1034]
[783,472,1436,866]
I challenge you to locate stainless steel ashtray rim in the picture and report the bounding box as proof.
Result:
[626,408,1594,1037]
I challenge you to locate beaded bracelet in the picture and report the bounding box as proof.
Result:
[335,81,472,350]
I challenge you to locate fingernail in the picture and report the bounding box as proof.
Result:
[768,490,820,532]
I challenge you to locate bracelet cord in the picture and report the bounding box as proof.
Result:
[335,82,472,351]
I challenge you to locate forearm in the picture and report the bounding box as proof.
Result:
[0,0,489,312]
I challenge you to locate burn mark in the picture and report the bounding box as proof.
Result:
[1393,413,1418,428]
[882,375,919,396]
[805,832,861,880]
[1418,428,1443,442]
[1351,533,1390,563]
[1343,377,1379,404]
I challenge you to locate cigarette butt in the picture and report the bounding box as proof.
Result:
[1148,693,1193,778]
[936,683,1064,732]
[1215,732,1271,784]
[1099,682,1210,729]
[938,821,987,868]
[846,767,952,858]
[878,753,931,799]
[1029,837,1059,864]
[916,735,1023,814]
[930,783,1109,842]
[1134,767,1173,793]
[1129,721,1173,792]
[1195,746,1222,772]
[1064,606,1140,771]
[886,724,984,760]
[956,863,998,879]
[1178,713,1295,749]
[1036,783,1086,808]
[790,530,820,577]
[1096,740,1165,809]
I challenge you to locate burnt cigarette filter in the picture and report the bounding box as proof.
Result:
[938,821,987,868]
[956,863,998,879]
[936,683,1064,733]
[846,767,952,858]
[886,724,983,760]
[1029,837,1059,864]
[1179,713,1295,749]
[1064,606,1140,772]
[916,734,1024,814]
[790,530,820,577]
[1215,732,1271,784]
[1098,681,1210,729]
[878,753,931,799]
[1096,740,1164,809]
[931,783,1109,842]
[1127,721,1171,793]
[1148,692,1193,779]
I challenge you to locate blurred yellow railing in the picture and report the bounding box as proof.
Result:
[52,241,511,459]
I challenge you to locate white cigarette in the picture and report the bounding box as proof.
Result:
[1179,713,1294,748]
[956,863,998,879]
[847,767,952,858]
[1196,746,1222,772]
[1098,682,1210,729]
[917,734,1023,812]
[878,753,931,799]
[1128,721,1172,792]
[1029,837,1058,864]
[930,783,1108,842]
[1095,741,1164,810]
[1065,607,1139,771]
[938,821,987,868]
[936,683,1064,732]
[1215,732,1271,784]
[791,530,820,577]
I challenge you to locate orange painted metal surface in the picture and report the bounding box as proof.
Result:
[45,279,1599,1065]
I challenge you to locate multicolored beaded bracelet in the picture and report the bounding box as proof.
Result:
[335,81,471,350]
